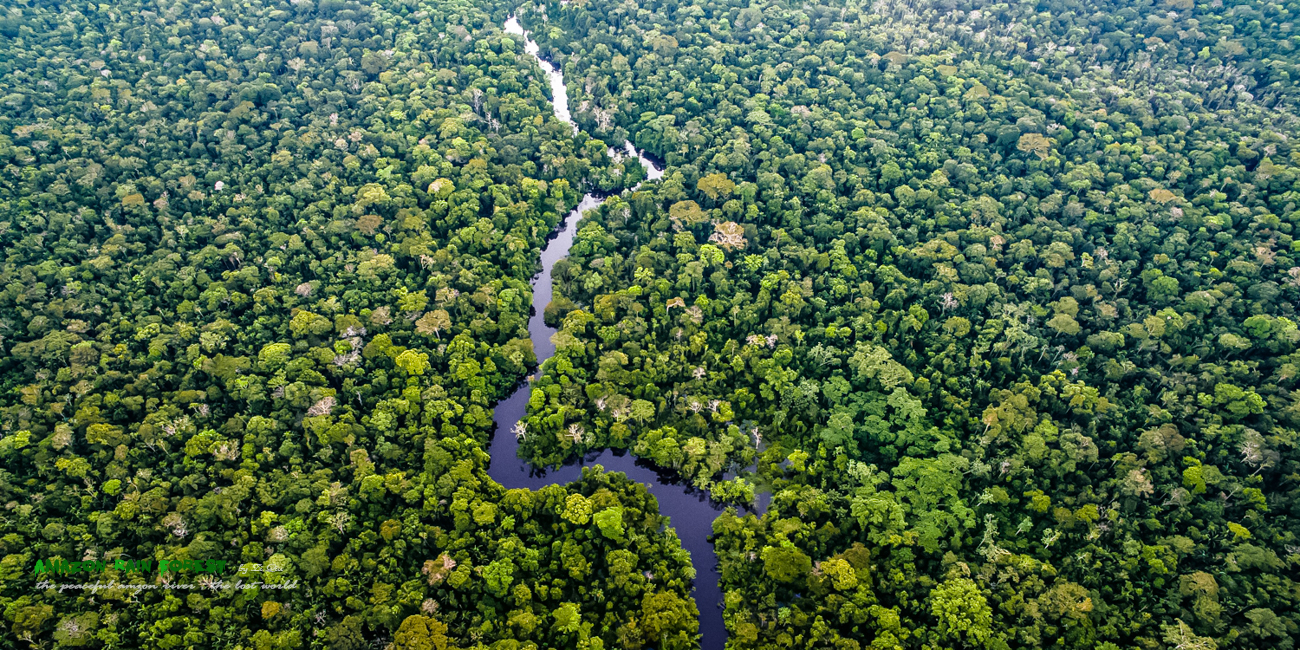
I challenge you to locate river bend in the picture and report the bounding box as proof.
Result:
[488,15,746,650]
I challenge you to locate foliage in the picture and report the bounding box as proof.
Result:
[506,0,1300,647]
[5,0,1300,647]
[0,0,694,647]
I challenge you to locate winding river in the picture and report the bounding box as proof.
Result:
[489,16,754,650]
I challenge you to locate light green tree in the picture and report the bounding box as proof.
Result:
[395,349,430,376]
[562,494,592,525]
[930,577,993,646]
[593,507,626,541]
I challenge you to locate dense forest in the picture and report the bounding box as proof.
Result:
[1,0,1299,649]
[518,0,1300,647]
[0,0,693,648]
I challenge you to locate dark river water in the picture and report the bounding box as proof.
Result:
[488,16,764,650]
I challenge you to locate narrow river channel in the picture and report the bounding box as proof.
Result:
[487,15,758,650]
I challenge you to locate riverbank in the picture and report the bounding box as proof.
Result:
[490,13,761,650]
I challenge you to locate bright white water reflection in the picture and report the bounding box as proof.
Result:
[505,13,663,181]
[505,16,575,132]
